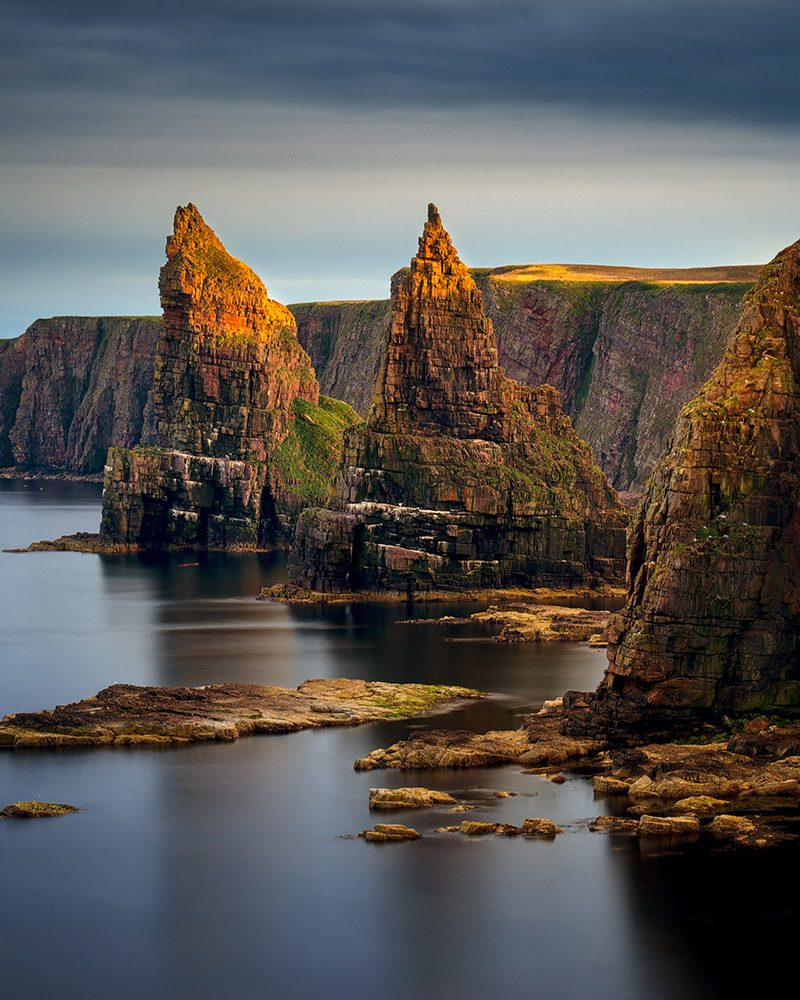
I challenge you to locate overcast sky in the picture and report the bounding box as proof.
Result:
[1,0,798,337]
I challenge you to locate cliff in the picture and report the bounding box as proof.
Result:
[289,205,627,594]
[100,205,359,550]
[294,268,755,492]
[563,241,800,737]
[0,317,159,474]
[0,269,753,490]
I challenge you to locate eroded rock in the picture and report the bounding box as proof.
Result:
[0,679,485,749]
[360,824,421,843]
[368,787,457,810]
[563,239,800,737]
[290,204,626,595]
[1,800,78,818]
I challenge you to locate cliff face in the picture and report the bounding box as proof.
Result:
[289,206,627,593]
[288,300,391,415]
[563,241,800,737]
[0,318,159,473]
[1,268,752,489]
[100,205,359,550]
[295,272,753,493]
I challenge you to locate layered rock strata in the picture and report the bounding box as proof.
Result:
[0,317,159,473]
[99,205,358,549]
[563,240,800,737]
[296,268,755,492]
[1,271,754,488]
[0,679,484,748]
[289,205,627,594]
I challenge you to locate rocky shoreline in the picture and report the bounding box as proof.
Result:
[260,582,625,605]
[350,702,800,849]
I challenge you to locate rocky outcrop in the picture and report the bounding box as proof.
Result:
[1,269,754,489]
[563,241,800,737]
[99,205,359,549]
[296,268,755,492]
[0,317,159,473]
[0,801,78,819]
[368,787,457,810]
[289,205,627,594]
[0,678,485,748]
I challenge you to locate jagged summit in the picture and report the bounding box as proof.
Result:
[100,204,360,551]
[563,237,800,737]
[166,203,225,259]
[289,207,626,593]
[159,202,293,347]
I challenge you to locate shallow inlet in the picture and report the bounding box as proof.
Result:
[1,479,798,1000]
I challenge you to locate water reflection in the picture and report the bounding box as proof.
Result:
[1,481,798,1000]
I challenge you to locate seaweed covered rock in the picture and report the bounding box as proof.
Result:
[289,205,626,593]
[564,240,800,737]
[100,205,358,549]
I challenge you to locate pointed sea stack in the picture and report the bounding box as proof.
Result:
[564,239,800,737]
[100,205,358,549]
[289,205,627,593]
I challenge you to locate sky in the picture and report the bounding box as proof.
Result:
[1,0,799,337]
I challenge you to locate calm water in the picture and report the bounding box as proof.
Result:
[1,480,798,999]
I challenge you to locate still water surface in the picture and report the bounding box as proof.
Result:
[1,480,798,999]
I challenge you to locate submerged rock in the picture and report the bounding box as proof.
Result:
[0,800,77,818]
[0,679,485,749]
[290,204,626,595]
[564,238,800,737]
[359,824,421,843]
[368,787,457,810]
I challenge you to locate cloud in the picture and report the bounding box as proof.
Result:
[1,0,799,128]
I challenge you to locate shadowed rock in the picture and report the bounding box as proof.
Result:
[563,238,800,738]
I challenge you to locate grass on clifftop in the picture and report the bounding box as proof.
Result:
[273,395,361,504]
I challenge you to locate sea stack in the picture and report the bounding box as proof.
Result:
[564,239,800,737]
[100,204,358,549]
[289,204,627,593]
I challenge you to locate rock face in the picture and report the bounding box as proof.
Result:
[0,317,159,473]
[564,240,800,737]
[1,270,753,489]
[99,205,359,549]
[296,267,755,492]
[289,205,627,594]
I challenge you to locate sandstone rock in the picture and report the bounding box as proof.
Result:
[564,239,800,737]
[0,800,77,818]
[368,787,457,810]
[360,823,421,843]
[521,817,562,838]
[0,317,159,474]
[638,815,700,837]
[99,204,359,550]
[295,266,757,492]
[589,815,639,833]
[708,814,758,839]
[673,796,729,816]
[0,679,485,749]
[592,775,631,795]
[471,604,611,642]
[354,728,533,771]
[290,204,627,595]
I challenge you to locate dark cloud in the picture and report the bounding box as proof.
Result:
[1,0,798,127]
